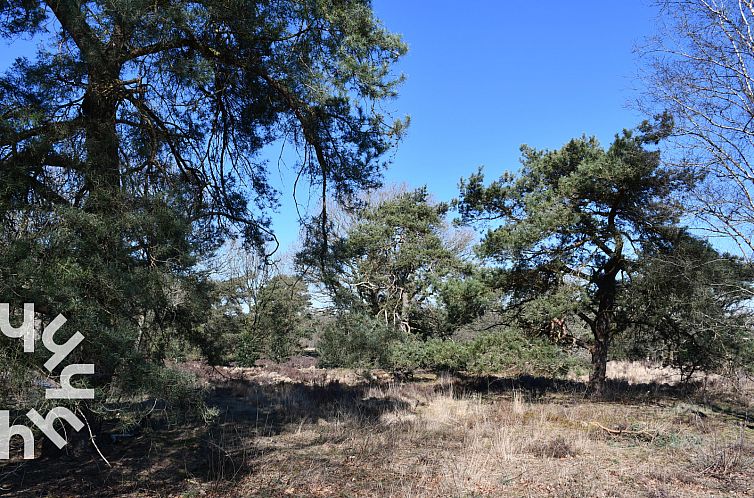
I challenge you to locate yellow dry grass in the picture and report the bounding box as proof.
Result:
[6,361,749,497]
[202,367,754,498]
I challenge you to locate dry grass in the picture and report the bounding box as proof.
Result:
[197,369,753,498]
[1,362,752,497]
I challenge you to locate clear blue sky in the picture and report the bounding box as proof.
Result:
[373,0,657,185]
[0,1,661,254]
[272,0,660,251]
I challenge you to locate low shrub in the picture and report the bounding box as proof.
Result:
[693,434,753,478]
[236,328,264,367]
[466,329,580,377]
[388,337,469,372]
[387,337,426,371]
[526,436,576,458]
[318,312,401,368]
[387,328,584,376]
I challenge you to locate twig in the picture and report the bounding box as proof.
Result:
[77,408,111,467]
[212,365,234,380]
[500,469,526,485]
[588,421,651,436]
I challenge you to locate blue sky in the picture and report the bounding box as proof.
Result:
[373,0,657,186]
[269,0,661,251]
[0,1,661,253]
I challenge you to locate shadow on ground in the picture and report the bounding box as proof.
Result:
[0,371,748,497]
[0,379,410,497]
[452,374,699,401]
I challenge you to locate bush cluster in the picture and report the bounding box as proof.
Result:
[317,313,402,368]
[388,328,582,377]
[318,315,583,377]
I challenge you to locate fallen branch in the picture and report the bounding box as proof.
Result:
[77,408,112,468]
[588,421,651,436]
[500,469,526,485]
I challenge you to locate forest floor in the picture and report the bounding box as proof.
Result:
[1,360,752,497]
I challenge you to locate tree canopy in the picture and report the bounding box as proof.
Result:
[643,0,754,256]
[620,233,754,379]
[458,116,699,393]
[298,187,470,334]
[0,0,406,406]
[1,0,407,243]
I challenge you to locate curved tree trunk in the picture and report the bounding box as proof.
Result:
[589,313,611,396]
[589,265,618,396]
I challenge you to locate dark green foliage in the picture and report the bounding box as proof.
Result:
[198,293,246,366]
[458,115,699,393]
[317,312,400,368]
[236,333,263,367]
[0,0,406,422]
[388,337,470,372]
[436,272,495,331]
[387,328,582,377]
[298,187,468,336]
[238,275,312,365]
[617,234,754,379]
[0,346,36,408]
[164,337,204,363]
[464,329,584,377]
[195,268,312,366]
[114,361,206,417]
[0,196,216,407]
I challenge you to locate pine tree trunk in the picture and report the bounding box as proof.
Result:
[81,57,123,386]
[83,66,122,208]
[589,269,618,396]
[589,315,611,396]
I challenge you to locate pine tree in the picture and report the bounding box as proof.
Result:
[298,188,466,335]
[458,115,697,394]
[0,0,406,412]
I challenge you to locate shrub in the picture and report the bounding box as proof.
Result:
[164,337,203,363]
[466,329,580,377]
[526,436,576,458]
[318,313,401,368]
[389,338,469,372]
[423,338,471,371]
[387,328,584,377]
[387,337,469,372]
[693,434,753,478]
[387,337,426,371]
[236,328,264,367]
